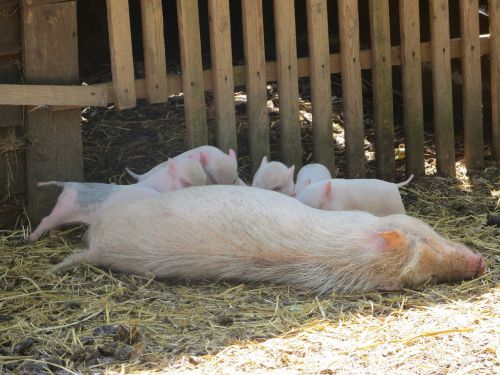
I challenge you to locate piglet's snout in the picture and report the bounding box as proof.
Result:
[474,254,485,278]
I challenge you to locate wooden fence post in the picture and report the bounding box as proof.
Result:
[22,0,83,223]
[338,0,365,178]
[490,0,500,161]
[241,0,270,173]
[306,0,335,175]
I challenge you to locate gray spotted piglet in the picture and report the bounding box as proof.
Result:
[296,175,414,216]
[252,156,295,196]
[127,145,238,185]
[50,185,485,294]
[28,158,205,241]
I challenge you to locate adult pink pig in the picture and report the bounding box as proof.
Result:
[50,185,484,294]
[126,145,238,185]
[296,175,414,216]
[252,156,295,196]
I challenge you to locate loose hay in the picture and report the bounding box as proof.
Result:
[1,88,499,374]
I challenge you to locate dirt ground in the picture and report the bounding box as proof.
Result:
[0,86,499,374]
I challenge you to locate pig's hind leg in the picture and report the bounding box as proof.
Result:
[49,247,95,273]
[28,198,80,242]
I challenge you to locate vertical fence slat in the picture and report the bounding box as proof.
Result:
[338,0,365,178]
[399,0,425,177]
[430,0,455,176]
[208,0,237,153]
[460,0,484,169]
[140,0,168,104]
[490,0,500,161]
[241,0,270,173]
[368,0,395,181]
[306,0,335,174]
[106,0,136,109]
[274,0,302,170]
[177,0,208,148]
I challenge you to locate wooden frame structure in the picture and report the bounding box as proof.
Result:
[0,0,499,221]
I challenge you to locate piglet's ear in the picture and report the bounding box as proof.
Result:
[167,158,176,177]
[287,165,295,178]
[376,229,407,251]
[260,155,268,167]
[199,151,209,167]
[322,180,333,200]
[179,178,192,188]
[228,148,237,160]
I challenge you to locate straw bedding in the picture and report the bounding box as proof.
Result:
[1,86,498,374]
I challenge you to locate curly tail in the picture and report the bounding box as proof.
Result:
[49,249,93,273]
[124,167,141,181]
[38,181,66,188]
[396,174,414,188]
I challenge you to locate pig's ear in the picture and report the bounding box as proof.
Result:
[167,158,176,177]
[322,180,333,199]
[260,156,268,167]
[375,229,407,252]
[199,151,209,168]
[179,177,192,188]
[287,165,295,178]
[228,148,237,160]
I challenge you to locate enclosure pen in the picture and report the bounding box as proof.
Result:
[0,0,499,373]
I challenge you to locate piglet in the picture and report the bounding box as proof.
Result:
[51,185,485,294]
[135,158,208,192]
[252,156,295,196]
[296,175,414,216]
[126,145,238,185]
[28,182,160,242]
[294,163,332,195]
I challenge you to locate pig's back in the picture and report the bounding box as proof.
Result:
[87,185,379,277]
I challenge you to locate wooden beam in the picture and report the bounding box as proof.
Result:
[490,0,500,161]
[338,0,365,178]
[106,0,136,109]
[241,0,270,173]
[274,0,302,170]
[0,84,108,106]
[306,0,335,175]
[430,0,455,176]
[369,0,395,181]
[460,0,484,170]
[399,0,425,177]
[22,0,83,223]
[208,0,237,153]
[177,0,208,148]
[140,0,168,103]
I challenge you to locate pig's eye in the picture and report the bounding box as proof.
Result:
[272,186,282,192]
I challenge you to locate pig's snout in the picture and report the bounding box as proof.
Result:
[474,254,485,278]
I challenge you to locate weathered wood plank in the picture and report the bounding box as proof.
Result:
[490,0,500,161]
[368,0,395,181]
[177,0,208,148]
[0,84,108,106]
[22,0,83,223]
[241,0,269,173]
[208,0,237,153]
[274,0,302,170]
[460,0,484,169]
[306,0,335,175]
[0,2,20,56]
[430,0,455,176]
[0,127,25,197]
[140,0,168,104]
[338,0,365,178]
[399,0,425,177]
[106,0,136,109]
[92,36,492,105]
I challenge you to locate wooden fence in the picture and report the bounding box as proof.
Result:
[1,0,499,184]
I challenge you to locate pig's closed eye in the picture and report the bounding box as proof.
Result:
[272,186,282,192]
